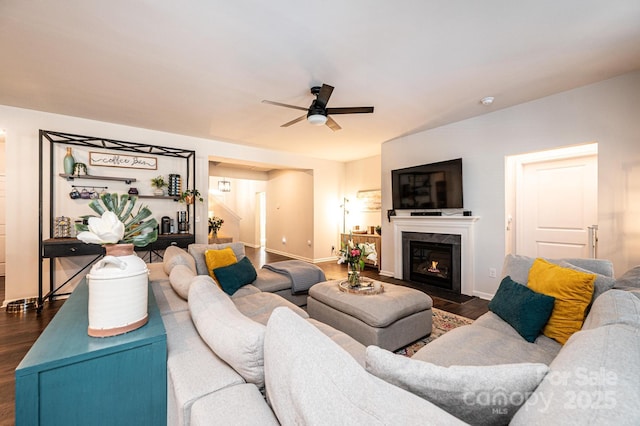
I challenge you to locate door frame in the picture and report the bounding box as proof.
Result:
[505,143,598,256]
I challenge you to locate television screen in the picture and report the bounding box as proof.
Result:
[391,158,463,209]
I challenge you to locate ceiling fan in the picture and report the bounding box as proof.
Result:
[262,84,374,131]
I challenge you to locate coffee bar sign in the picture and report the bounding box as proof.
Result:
[89,152,157,170]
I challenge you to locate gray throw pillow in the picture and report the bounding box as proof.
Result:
[614,265,640,289]
[501,254,614,285]
[365,345,549,426]
[163,245,197,276]
[264,307,465,425]
[582,289,640,330]
[188,277,266,388]
[169,264,196,300]
[559,261,616,302]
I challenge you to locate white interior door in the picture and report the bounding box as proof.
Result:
[517,154,597,258]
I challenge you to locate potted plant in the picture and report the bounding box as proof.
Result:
[151,175,168,196]
[179,189,204,204]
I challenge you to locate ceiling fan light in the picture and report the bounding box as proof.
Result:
[307,113,327,126]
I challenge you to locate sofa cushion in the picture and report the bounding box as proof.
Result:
[204,247,237,281]
[160,310,245,426]
[527,258,595,344]
[169,264,197,300]
[511,324,640,425]
[163,245,197,276]
[188,277,267,388]
[189,242,245,275]
[501,254,613,287]
[190,384,279,426]
[252,268,293,293]
[614,265,640,289]
[559,260,616,302]
[412,313,561,367]
[488,276,555,342]
[366,345,548,426]
[233,291,309,325]
[150,273,189,315]
[582,289,640,330]
[214,256,258,295]
[230,284,262,299]
[305,318,366,367]
[264,307,466,425]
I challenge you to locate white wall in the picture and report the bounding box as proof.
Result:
[266,169,314,260]
[1,107,345,303]
[382,71,640,298]
[343,155,383,234]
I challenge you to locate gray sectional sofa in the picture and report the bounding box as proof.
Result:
[151,245,640,425]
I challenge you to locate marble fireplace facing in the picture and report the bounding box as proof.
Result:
[391,216,479,296]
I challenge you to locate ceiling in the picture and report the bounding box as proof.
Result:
[2,1,640,163]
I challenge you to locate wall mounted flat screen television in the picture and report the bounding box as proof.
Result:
[391,158,463,210]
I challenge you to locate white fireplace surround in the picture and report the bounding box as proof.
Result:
[391,216,480,296]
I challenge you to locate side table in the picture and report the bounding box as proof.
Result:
[15,280,167,426]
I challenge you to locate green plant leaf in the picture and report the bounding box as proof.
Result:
[129,228,158,247]
[119,196,137,223]
[122,218,157,239]
[126,205,153,226]
[87,199,105,216]
[102,193,117,212]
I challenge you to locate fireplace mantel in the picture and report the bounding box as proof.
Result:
[391,215,479,296]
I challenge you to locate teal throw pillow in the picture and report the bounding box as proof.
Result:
[488,276,555,343]
[213,256,258,295]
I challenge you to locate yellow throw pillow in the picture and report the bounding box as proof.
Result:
[527,258,595,345]
[205,247,238,282]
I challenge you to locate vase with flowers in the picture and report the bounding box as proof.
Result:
[208,216,224,237]
[337,233,378,288]
[75,193,158,337]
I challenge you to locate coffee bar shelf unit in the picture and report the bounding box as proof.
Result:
[39,130,197,311]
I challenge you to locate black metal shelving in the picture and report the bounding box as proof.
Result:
[38,130,197,310]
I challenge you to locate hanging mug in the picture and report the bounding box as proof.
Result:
[69,188,81,199]
[89,189,99,199]
[80,188,91,199]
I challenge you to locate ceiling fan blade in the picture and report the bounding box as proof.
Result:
[262,100,308,112]
[281,114,307,127]
[326,106,374,115]
[316,84,334,108]
[326,116,342,131]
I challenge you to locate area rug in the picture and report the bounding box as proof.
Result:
[395,308,474,357]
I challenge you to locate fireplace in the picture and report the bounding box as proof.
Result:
[402,232,461,293]
[410,241,453,288]
[392,216,477,296]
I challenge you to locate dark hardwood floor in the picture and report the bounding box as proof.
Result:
[0,247,488,424]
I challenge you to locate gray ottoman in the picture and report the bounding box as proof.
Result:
[307,280,433,351]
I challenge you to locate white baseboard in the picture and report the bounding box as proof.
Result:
[473,290,494,301]
[264,248,313,263]
[379,269,395,277]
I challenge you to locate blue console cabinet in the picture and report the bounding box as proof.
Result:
[15,280,167,426]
